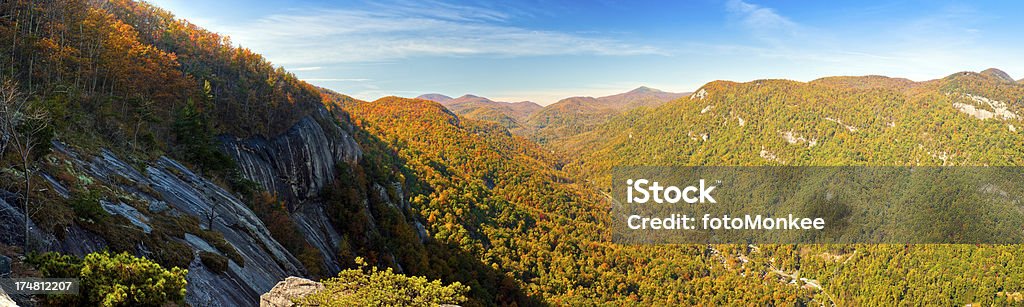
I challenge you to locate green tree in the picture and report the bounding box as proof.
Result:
[298,257,469,306]
[172,81,231,174]
[29,251,188,306]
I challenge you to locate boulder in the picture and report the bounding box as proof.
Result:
[0,288,16,307]
[260,277,324,307]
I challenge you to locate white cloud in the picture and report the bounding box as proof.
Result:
[289,66,322,71]
[725,0,796,31]
[208,3,664,65]
[365,0,513,22]
[723,0,804,49]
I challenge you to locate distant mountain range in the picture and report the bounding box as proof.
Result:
[416,94,541,129]
[523,86,690,145]
[418,86,690,144]
[583,85,691,110]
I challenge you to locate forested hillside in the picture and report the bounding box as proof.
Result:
[337,94,823,305]
[416,87,687,151]
[549,68,1024,305]
[2,0,324,156]
[563,70,1024,185]
[332,71,1024,305]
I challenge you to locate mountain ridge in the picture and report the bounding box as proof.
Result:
[416,93,454,103]
[562,69,1024,185]
[414,86,689,144]
[522,86,691,146]
[980,68,1016,83]
[415,94,542,130]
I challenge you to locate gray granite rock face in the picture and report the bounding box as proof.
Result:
[100,200,152,233]
[218,110,365,276]
[0,195,70,252]
[220,110,362,205]
[147,157,306,306]
[0,255,10,277]
[0,197,30,247]
[30,142,307,307]
[291,203,344,273]
[52,109,362,306]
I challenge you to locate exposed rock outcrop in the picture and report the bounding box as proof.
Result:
[11,142,308,306]
[290,203,345,273]
[949,92,1018,120]
[2,106,420,306]
[148,156,306,306]
[0,288,15,307]
[259,276,323,307]
[219,109,363,274]
[220,109,362,205]
[218,107,424,276]
[0,188,105,255]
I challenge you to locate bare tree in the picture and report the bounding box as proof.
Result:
[0,79,50,250]
[204,206,217,230]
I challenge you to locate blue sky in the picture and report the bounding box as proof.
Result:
[147,0,1024,105]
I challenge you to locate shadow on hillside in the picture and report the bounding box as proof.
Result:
[329,128,547,307]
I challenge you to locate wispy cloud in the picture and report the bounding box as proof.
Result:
[726,0,796,31]
[289,66,322,71]
[210,2,663,65]
[364,0,513,22]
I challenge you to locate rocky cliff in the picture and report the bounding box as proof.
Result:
[0,110,345,305]
[0,103,425,306]
[219,108,362,204]
[26,142,304,306]
[220,108,362,274]
[220,107,423,276]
